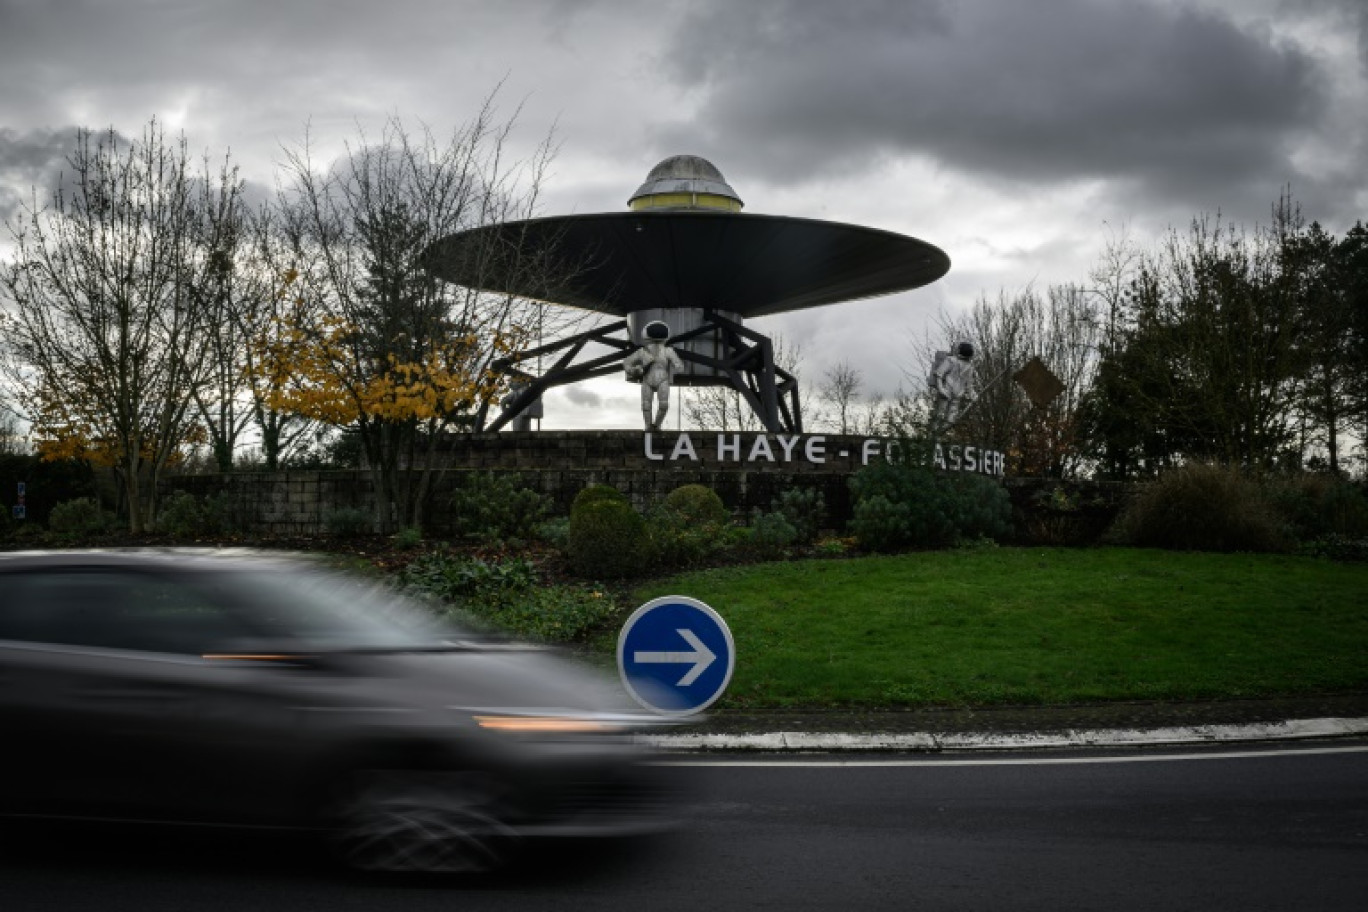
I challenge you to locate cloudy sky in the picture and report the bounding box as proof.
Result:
[2,0,1365,431]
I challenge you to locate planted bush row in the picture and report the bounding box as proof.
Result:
[12,463,1367,563]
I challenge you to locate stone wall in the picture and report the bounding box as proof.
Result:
[162,430,1127,541]
[424,430,895,475]
[164,431,872,536]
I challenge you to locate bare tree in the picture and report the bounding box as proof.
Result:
[1,121,241,530]
[208,204,324,471]
[1088,223,1141,351]
[271,99,572,531]
[910,283,1102,477]
[183,157,262,473]
[818,360,863,434]
[855,391,888,436]
[0,408,23,455]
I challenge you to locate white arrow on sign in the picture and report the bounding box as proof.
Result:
[633,628,717,687]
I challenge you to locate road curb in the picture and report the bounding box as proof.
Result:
[639,716,1368,752]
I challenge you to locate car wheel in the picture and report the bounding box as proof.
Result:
[328,769,517,874]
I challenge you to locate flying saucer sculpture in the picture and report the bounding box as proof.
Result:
[423,155,950,433]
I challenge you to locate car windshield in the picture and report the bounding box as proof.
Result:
[212,567,480,651]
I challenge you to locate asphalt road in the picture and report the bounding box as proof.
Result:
[2,742,1365,911]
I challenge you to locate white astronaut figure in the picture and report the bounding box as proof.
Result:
[928,341,976,426]
[623,321,685,431]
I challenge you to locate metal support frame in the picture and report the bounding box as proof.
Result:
[478,320,631,432]
[481,311,802,434]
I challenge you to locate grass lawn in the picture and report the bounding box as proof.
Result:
[620,547,1368,709]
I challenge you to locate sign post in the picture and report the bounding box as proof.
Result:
[617,596,734,717]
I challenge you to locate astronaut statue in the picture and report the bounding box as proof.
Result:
[623,320,685,431]
[928,341,976,428]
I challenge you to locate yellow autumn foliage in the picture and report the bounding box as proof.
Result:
[252,309,516,426]
[29,389,203,468]
[30,398,118,465]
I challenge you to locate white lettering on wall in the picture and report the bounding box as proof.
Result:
[718,434,742,461]
[862,439,881,465]
[641,433,1004,476]
[644,433,664,461]
[804,436,827,464]
[671,434,699,461]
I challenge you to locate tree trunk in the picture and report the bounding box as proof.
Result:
[1327,412,1339,474]
[262,419,281,472]
[124,456,145,533]
[214,438,234,473]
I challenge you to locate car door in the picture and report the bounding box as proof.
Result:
[0,565,307,823]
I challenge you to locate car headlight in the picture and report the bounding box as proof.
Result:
[473,715,623,734]
[462,709,664,735]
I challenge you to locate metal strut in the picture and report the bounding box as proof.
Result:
[481,312,802,434]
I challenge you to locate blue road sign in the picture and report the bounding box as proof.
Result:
[617,596,735,716]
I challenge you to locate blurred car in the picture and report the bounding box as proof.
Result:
[0,549,679,873]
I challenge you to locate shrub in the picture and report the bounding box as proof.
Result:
[851,462,948,547]
[391,526,423,549]
[487,586,619,643]
[156,490,223,537]
[1298,534,1368,563]
[814,536,852,557]
[1111,463,1285,553]
[157,491,199,537]
[848,461,1011,552]
[645,485,733,568]
[848,494,909,553]
[401,552,616,642]
[660,484,729,526]
[747,510,798,557]
[201,491,235,534]
[536,516,571,549]
[1265,474,1368,542]
[773,487,824,544]
[568,497,647,579]
[571,484,629,512]
[47,497,115,536]
[324,507,372,537]
[944,473,1015,541]
[646,507,732,568]
[12,520,46,544]
[448,472,549,543]
[403,553,539,603]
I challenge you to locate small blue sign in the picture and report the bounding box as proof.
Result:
[617,596,735,716]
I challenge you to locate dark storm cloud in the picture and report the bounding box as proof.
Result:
[0,127,79,224]
[0,125,270,236]
[0,0,612,110]
[1284,0,1368,74]
[656,0,1329,203]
